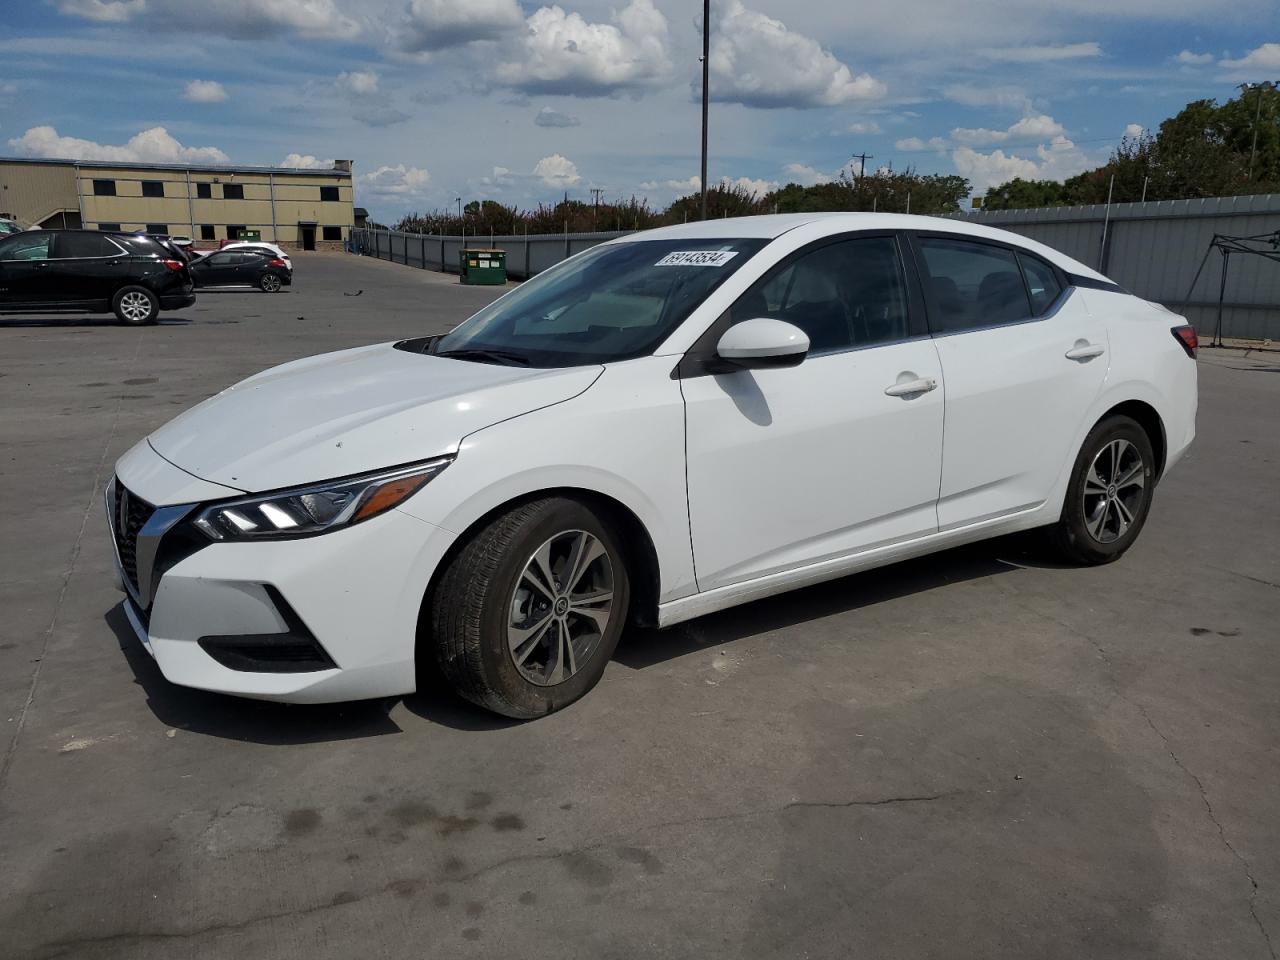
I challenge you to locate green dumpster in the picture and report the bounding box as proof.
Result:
[459,248,507,285]
[239,229,262,242]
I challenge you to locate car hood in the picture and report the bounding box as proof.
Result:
[148,342,602,492]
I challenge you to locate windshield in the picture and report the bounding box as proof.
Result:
[434,238,767,367]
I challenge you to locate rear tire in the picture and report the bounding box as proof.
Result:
[259,272,282,293]
[430,498,630,719]
[1045,415,1156,565]
[112,286,158,325]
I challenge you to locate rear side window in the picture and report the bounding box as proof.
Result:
[916,237,1032,333]
[731,236,912,354]
[1019,254,1063,314]
[54,233,122,258]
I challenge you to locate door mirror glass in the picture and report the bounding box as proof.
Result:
[715,318,809,369]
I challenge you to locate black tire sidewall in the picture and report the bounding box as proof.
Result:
[112,286,158,325]
[1057,415,1156,563]
[473,501,629,717]
[260,273,280,292]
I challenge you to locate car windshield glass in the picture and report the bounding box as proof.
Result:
[433,238,768,367]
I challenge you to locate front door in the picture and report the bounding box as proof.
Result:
[0,232,55,306]
[194,251,239,286]
[910,234,1110,529]
[681,234,945,592]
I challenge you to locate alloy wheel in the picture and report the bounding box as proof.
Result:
[119,291,152,322]
[262,274,282,292]
[507,529,614,686]
[1083,438,1145,543]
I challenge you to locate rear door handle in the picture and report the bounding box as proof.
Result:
[884,376,938,398]
[1065,341,1105,361]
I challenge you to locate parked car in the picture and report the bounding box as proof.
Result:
[0,229,195,324]
[189,248,291,292]
[0,217,28,235]
[106,213,1197,716]
[221,241,292,272]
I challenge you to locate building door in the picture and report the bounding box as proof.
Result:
[300,225,316,251]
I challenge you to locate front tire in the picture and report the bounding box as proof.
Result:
[1046,415,1156,565]
[430,498,630,719]
[112,286,158,325]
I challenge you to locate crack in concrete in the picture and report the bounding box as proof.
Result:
[1015,595,1274,960]
[1206,564,1280,591]
[0,332,144,797]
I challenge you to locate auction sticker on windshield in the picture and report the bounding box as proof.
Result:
[654,250,739,267]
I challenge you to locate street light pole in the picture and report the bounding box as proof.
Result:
[700,0,710,221]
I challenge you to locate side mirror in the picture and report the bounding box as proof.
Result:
[714,318,810,370]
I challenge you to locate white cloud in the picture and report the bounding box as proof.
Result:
[56,0,359,39]
[54,0,143,22]
[398,0,524,53]
[359,164,431,197]
[952,114,1065,146]
[1125,123,1145,139]
[979,41,1103,62]
[336,70,379,96]
[1219,43,1280,74]
[7,125,230,164]
[943,83,1032,112]
[954,136,1095,193]
[183,79,227,103]
[708,0,885,108]
[1176,49,1214,65]
[896,136,948,153]
[847,121,882,135]
[783,163,832,186]
[281,154,331,169]
[723,175,778,197]
[532,153,581,187]
[534,106,582,127]
[640,175,701,192]
[481,166,514,187]
[496,0,671,96]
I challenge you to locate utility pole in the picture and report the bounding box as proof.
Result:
[851,152,874,179]
[590,187,604,230]
[699,0,710,220]
[1247,82,1268,181]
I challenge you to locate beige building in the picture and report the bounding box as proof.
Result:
[0,157,355,251]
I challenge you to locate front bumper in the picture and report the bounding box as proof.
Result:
[108,442,456,703]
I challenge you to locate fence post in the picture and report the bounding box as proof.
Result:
[440,236,445,271]
[421,235,426,270]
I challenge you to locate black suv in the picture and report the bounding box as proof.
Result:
[0,230,196,325]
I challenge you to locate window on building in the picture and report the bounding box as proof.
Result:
[320,186,340,202]
[200,224,216,240]
[322,226,342,241]
[196,182,213,199]
[92,179,116,196]
[226,225,245,240]
[97,223,122,232]
[145,224,168,235]
[222,183,244,200]
[141,180,165,198]
[915,237,1034,334]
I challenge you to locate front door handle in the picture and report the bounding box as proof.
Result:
[1065,341,1106,361]
[884,376,938,398]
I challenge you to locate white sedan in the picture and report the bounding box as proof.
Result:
[106,214,1197,716]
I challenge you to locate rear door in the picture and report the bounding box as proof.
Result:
[0,233,56,306]
[681,232,945,590]
[50,232,131,305]
[909,233,1109,529]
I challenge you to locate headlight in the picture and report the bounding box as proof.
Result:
[192,457,452,541]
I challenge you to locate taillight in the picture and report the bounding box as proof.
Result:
[1171,325,1198,358]
[269,258,286,267]
[161,259,184,272]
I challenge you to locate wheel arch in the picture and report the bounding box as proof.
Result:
[1097,398,1167,480]
[414,486,663,671]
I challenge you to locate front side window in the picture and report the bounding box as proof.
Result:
[729,236,911,355]
[916,237,1033,333]
[434,238,767,367]
[54,233,121,258]
[92,179,116,196]
[0,233,51,260]
[141,181,164,198]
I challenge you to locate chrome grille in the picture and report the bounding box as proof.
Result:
[112,480,155,595]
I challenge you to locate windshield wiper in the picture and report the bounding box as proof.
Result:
[434,348,531,367]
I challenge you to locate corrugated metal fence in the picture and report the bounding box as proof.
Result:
[353,193,1280,340]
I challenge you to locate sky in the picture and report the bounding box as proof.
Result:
[2,0,1278,223]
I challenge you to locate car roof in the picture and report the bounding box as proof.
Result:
[619,212,1109,282]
